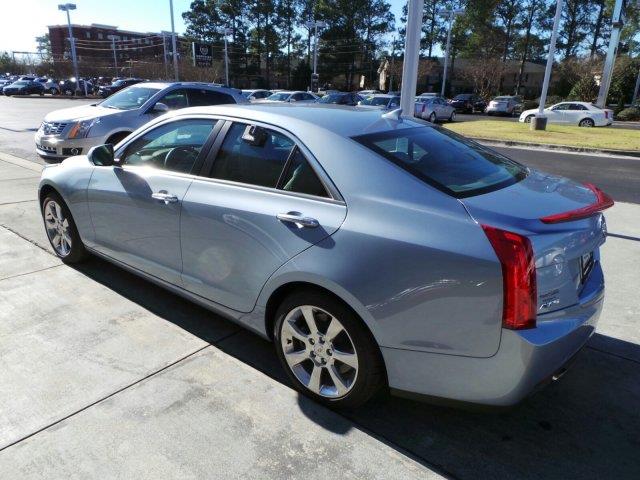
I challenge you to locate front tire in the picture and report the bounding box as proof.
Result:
[42,191,88,263]
[429,112,437,123]
[524,115,534,124]
[274,290,385,408]
[449,110,456,122]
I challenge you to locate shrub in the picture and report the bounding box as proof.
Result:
[568,75,598,102]
[615,107,640,121]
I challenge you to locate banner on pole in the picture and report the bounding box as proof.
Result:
[192,42,213,67]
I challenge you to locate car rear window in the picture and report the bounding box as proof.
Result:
[353,126,527,198]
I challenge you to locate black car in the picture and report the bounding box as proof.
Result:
[317,92,362,106]
[2,80,45,96]
[449,93,487,113]
[99,78,145,98]
[58,78,94,96]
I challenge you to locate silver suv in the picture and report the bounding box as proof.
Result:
[35,82,247,160]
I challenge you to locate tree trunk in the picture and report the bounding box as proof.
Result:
[590,0,605,57]
[516,2,536,95]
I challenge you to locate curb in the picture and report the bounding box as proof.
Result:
[0,151,43,172]
[469,138,640,158]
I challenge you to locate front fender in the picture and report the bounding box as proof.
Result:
[39,156,96,244]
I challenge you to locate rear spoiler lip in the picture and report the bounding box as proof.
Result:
[539,183,614,224]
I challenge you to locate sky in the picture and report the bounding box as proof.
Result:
[0,0,406,53]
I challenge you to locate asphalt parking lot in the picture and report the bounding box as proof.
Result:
[0,96,639,479]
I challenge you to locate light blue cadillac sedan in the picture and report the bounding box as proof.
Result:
[38,104,612,408]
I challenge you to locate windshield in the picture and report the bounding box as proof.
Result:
[14,81,28,86]
[100,86,160,110]
[360,96,390,106]
[318,93,345,104]
[266,92,291,101]
[353,126,527,198]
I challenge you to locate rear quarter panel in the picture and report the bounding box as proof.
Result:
[256,131,504,358]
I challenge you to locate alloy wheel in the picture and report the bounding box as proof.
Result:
[44,200,72,256]
[280,305,359,398]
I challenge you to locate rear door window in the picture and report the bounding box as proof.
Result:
[209,123,295,188]
[353,126,527,198]
[188,89,234,106]
[279,148,329,198]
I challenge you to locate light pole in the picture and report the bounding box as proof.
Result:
[305,20,328,92]
[399,0,424,117]
[438,8,464,98]
[532,0,563,131]
[108,35,118,76]
[595,0,626,108]
[169,0,179,81]
[58,3,79,93]
[216,27,233,86]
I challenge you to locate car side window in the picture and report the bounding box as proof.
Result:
[279,148,329,198]
[551,104,569,111]
[157,88,189,110]
[120,118,217,173]
[209,123,295,188]
[188,89,234,106]
[304,93,316,101]
[569,103,587,111]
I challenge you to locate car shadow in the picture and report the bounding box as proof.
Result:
[72,255,640,480]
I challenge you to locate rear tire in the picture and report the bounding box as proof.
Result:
[429,112,437,123]
[449,111,456,122]
[274,290,385,409]
[579,118,595,127]
[41,191,88,264]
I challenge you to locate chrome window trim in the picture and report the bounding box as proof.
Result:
[111,112,345,204]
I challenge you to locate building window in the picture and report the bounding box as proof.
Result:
[85,32,91,39]
[98,33,103,39]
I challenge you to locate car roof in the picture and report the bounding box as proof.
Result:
[166,103,423,138]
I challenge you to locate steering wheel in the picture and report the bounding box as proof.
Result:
[163,146,199,172]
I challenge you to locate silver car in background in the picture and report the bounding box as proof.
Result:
[486,95,523,116]
[35,82,246,160]
[264,90,318,103]
[39,104,611,409]
[414,96,456,122]
[358,94,400,110]
[242,89,272,101]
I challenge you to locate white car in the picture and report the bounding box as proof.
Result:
[264,90,318,103]
[519,102,613,127]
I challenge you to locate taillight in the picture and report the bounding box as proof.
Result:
[482,225,537,330]
[540,183,614,224]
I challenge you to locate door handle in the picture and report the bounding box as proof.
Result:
[276,212,319,229]
[151,191,179,204]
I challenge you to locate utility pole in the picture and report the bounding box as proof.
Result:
[439,9,464,98]
[305,20,328,92]
[217,27,233,86]
[58,3,79,93]
[108,35,118,76]
[169,0,179,81]
[595,0,626,108]
[531,0,563,131]
[399,0,424,117]
[389,36,396,92]
[633,67,640,104]
[161,32,170,80]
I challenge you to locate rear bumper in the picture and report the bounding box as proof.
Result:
[383,264,604,407]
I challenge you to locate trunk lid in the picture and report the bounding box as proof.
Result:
[461,169,609,315]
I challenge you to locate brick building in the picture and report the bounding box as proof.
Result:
[48,23,180,67]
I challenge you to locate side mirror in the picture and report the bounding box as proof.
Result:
[88,144,115,166]
[152,102,169,113]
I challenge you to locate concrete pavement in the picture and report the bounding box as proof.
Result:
[0,148,638,478]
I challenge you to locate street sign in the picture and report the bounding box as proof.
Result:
[192,42,213,67]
